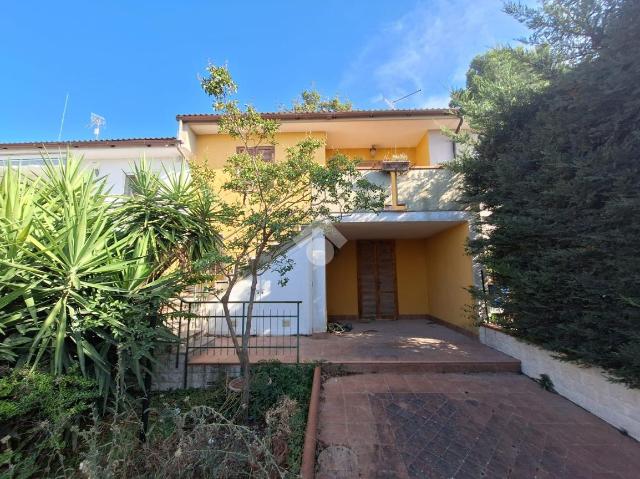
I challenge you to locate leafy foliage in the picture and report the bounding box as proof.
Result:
[0,369,100,478]
[290,89,352,113]
[505,0,623,64]
[451,46,556,134]
[193,64,384,415]
[248,361,314,422]
[0,363,310,478]
[152,362,314,474]
[452,0,640,386]
[250,362,314,473]
[0,156,221,398]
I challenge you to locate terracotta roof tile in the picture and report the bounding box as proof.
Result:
[177,108,457,122]
[0,137,180,150]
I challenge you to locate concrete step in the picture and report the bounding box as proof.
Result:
[327,360,521,374]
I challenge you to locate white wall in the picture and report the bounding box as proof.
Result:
[191,230,327,336]
[0,146,183,194]
[70,146,184,194]
[480,326,640,441]
[429,130,454,165]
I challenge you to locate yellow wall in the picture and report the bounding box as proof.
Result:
[425,223,475,331]
[325,241,358,316]
[396,239,429,315]
[325,225,474,329]
[195,130,431,168]
[326,147,417,165]
[195,131,327,169]
[415,132,430,167]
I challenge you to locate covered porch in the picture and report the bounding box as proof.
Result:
[326,213,478,334]
[180,213,497,370]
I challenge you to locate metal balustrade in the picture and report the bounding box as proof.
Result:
[167,299,302,386]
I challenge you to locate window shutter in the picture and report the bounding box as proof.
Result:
[236,146,275,162]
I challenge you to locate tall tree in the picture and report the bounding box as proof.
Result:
[290,89,352,112]
[195,65,383,415]
[452,0,640,386]
[504,0,623,64]
[450,45,556,133]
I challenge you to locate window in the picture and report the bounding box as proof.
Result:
[236,146,275,162]
[123,174,136,195]
[0,157,62,167]
[428,131,454,166]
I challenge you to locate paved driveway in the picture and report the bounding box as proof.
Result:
[316,372,640,478]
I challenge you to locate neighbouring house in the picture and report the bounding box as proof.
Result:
[176,109,479,336]
[0,137,183,194]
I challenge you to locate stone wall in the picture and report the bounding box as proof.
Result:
[153,346,239,391]
[479,326,640,441]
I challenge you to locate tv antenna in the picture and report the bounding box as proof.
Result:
[383,89,422,109]
[57,93,69,141]
[90,113,106,139]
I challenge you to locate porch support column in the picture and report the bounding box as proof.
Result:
[390,171,399,207]
[310,227,328,333]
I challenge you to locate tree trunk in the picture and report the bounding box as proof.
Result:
[239,265,260,422]
[239,349,250,421]
[139,309,158,442]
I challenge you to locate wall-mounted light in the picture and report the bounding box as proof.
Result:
[369,145,377,158]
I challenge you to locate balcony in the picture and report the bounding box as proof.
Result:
[358,166,464,212]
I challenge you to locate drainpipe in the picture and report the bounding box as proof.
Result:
[452,115,464,157]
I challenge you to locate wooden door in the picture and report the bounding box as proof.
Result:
[357,240,398,320]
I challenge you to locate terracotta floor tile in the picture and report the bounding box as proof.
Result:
[188,319,520,371]
[319,422,348,443]
[316,372,640,479]
[346,422,377,443]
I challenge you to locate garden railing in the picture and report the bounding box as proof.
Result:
[167,299,302,387]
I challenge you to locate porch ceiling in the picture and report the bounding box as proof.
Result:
[189,117,461,149]
[335,220,463,240]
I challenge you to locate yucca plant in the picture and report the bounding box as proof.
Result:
[115,159,223,281]
[0,166,39,363]
[0,155,222,400]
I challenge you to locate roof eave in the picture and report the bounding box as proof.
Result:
[176,108,457,123]
[0,138,181,151]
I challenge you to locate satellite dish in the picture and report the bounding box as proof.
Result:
[90,113,106,139]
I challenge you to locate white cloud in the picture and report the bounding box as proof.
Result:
[342,0,526,109]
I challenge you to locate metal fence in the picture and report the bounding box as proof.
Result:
[169,299,302,376]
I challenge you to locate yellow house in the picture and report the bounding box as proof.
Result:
[176,109,478,335]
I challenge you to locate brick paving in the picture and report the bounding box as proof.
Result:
[316,372,640,478]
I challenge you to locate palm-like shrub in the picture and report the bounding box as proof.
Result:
[0,156,221,398]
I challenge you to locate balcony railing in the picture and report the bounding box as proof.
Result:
[358,167,464,211]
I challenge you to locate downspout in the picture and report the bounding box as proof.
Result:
[452,115,464,158]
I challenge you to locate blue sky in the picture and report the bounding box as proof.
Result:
[0,0,531,142]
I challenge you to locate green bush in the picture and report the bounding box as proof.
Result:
[0,363,314,478]
[452,0,640,386]
[0,369,100,478]
[250,362,314,473]
[0,157,221,399]
[153,362,314,474]
[249,361,314,422]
